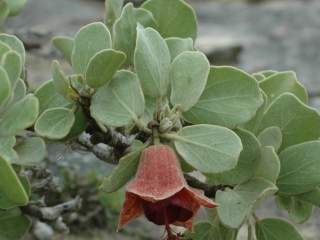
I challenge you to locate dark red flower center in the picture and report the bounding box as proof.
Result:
[142,193,193,226]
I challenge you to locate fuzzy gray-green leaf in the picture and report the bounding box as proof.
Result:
[170,51,210,112]
[72,22,112,74]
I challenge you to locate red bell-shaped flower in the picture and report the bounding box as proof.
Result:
[118,144,217,239]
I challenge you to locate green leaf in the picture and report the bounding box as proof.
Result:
[1,51,22,87]
[258,70,278,78]
[99,189,125,212]
[0,41,10,59]
[242,91,267,133]
[0,156,28,208]
[170,51,210,112]
[72,22,112,74]
[0,215,31,240]
[0,136,18,163]
[0,208,21,220]
[257,126,282,152]
[254,146,280,183]
[101,140,144,193]
[253,73,265,81]
[35,107,75,140]
[255,218,303,240]
[0,65,10,106]
[91,70,145,127]
[52,60,71,100]
[296,187,320,207]
[258,93,320,150]
[0,34,25,64]
[0,94,39,137]
[0,1,9,27]
[105,0,124,29]
[184,66,263,129]
[207,128,260,186]
[277,141,320,195]
[216,178,277,229]
[34,80,70,113]
[11,78,26,104]
[276,195,313,224]
[113,3,156,65]
[259,71,308,104]
[4,0,26,16]
[85,49,126,88]
[165,37,193,60]
[142,0,197,40]
[140,96,156,126]
[13,137,46,166]
[66,107,88,139]
[172,124,242,174]
[186,222,238,240]
[134,26,170,98]
[52,36,74,63]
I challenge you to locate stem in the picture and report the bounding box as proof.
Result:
[134,118,152,134]
[247,221,253,240]
[160,132,178,141]
[184,174,232,198]
[153,128,160,145]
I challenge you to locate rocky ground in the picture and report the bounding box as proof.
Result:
[5,0,320,239]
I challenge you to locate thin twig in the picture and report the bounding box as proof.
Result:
[184,174,231,198]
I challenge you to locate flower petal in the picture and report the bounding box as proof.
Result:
[127,145,186,201]
[185,187,217,208]
[118,192,143,230]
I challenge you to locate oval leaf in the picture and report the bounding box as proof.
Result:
[35,107,75,140]
[142,0,197,40]
[134,26,170,98]
[276,195,313,224]
[0,94,39,137]
[13,137,46,166]
[257,126,282,152]
[101,141,144,193]
[1,51,22,87]
[258,93,320,150]
[0,137,18,163]
[170,51,210,112]
[52,36,74,63]
[91,70,145,127]
[254,146,280,183]
[184,66,263,128]
[217,179,277,229]
[207,128,260,185]
[0,65,10,106]
[113,3,157,65]
[277,141,320,195]
[85,49,126,88]
[259,71,308,104]
[165,37,194,60]
[52,60,71,100]
[72,22,112,74]
[0,34,25,64]
[0,156,28,208]
[34,80,70,113]
[172,124,242,174]
[105,0,124,29]
[256,218,303,240]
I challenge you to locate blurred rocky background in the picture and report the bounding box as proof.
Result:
[5,0,320,239]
